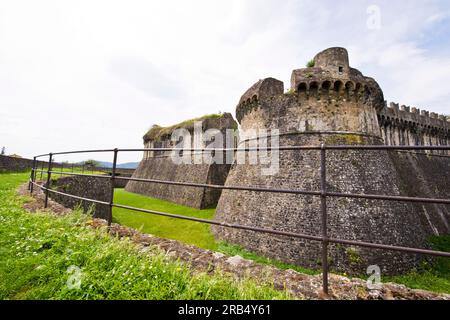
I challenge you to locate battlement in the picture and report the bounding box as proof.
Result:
[238,78,284,106]
[314,47,350,76]
[236,78,284,122]
[236,48,386,139]
[236,48,385,126]
[378,102,450,132]
[290,48,384,110]
[293,78,383,104]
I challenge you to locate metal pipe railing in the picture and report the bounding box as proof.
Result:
[29,144,450,295]
[33,144,450,159]
[28,181,450,259]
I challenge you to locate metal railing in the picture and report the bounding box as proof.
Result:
[29,144,450,295]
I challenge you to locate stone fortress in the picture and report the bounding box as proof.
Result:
[128,47,449,274]
[378,102,449,149]
[126,113,237,209]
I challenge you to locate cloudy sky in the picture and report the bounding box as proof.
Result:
[1,0,449,163]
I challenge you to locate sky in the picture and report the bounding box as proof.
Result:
[0,0,449,163]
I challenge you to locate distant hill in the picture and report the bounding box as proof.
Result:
[91,161,140,169]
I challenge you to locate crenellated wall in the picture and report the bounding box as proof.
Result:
[124,47,449,275]
[213,47,450,275]
[377,102,450,151]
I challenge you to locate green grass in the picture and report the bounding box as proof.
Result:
[384,236,450,294]
[144,113,226,141]
[112,188,317,274]
[113,189,217,250]
[216,242,318,276]
[33,166,105,182]
[0,172,290,300]
[306,59,315,68]
[3,172,450,296]
[111,188,450,294]
[112,190,317,274]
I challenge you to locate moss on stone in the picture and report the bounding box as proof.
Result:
[325,133,365,145]
[143,113,227,141]
[346,247,363,265]
[306,59,315,68]
[284,88,296,96]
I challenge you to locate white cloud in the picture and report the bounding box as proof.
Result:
[426,11,450,24]
[0,0,449,162]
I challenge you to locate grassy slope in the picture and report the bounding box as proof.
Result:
[34,166,105,182]
[0,172,290,300]
[113,189,317,275]
[113,189,217,250]
[3,172,449,295]
[384,236,450,294]
[113,189,450,294]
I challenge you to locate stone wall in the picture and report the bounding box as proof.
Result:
[0,155,130,178]
[213,47,450,275]
[49,176,112,220]
[0,155,46,172]
[377,102,449,150]
[126,113,237,209]
[214,133,449,275]
[95,168,135,188]
[126,157,230,209]
[389,151,450,234]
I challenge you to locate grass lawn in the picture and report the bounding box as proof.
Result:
[2,171,449,295]
[112,189,217,250]
[384,236,450,294]
[112,188,450,294]
[33,166,105,182]
[0,172,290,299]
[112,189,318,275]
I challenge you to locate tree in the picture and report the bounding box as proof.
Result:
[1,147,5,155]
[83,159,100,168]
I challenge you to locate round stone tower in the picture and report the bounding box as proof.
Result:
[213,47,435,275]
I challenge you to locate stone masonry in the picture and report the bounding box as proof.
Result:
[213,47,450,275]
[125,113,237,209]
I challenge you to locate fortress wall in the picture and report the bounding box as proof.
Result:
[125,113,237,209]
[214,94,439,275]
[214,136,438,275]
[213,48,450,275]
[376,103,450,227]
[377,102,450,152]
[238,86,382,138]
[49,175,112,220]
[389,151,450,235]
[0,154,99,174]
[93,168,135,188]
[0,155,47,172]
[126,157,230,209]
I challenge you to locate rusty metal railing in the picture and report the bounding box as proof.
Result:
[29,144,450,295]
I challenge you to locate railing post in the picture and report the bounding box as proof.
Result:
[108,148,118,226]
[320,143,329,295]
[40,161,44,180]
[29,156,37,193]
[44,153,53,208]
